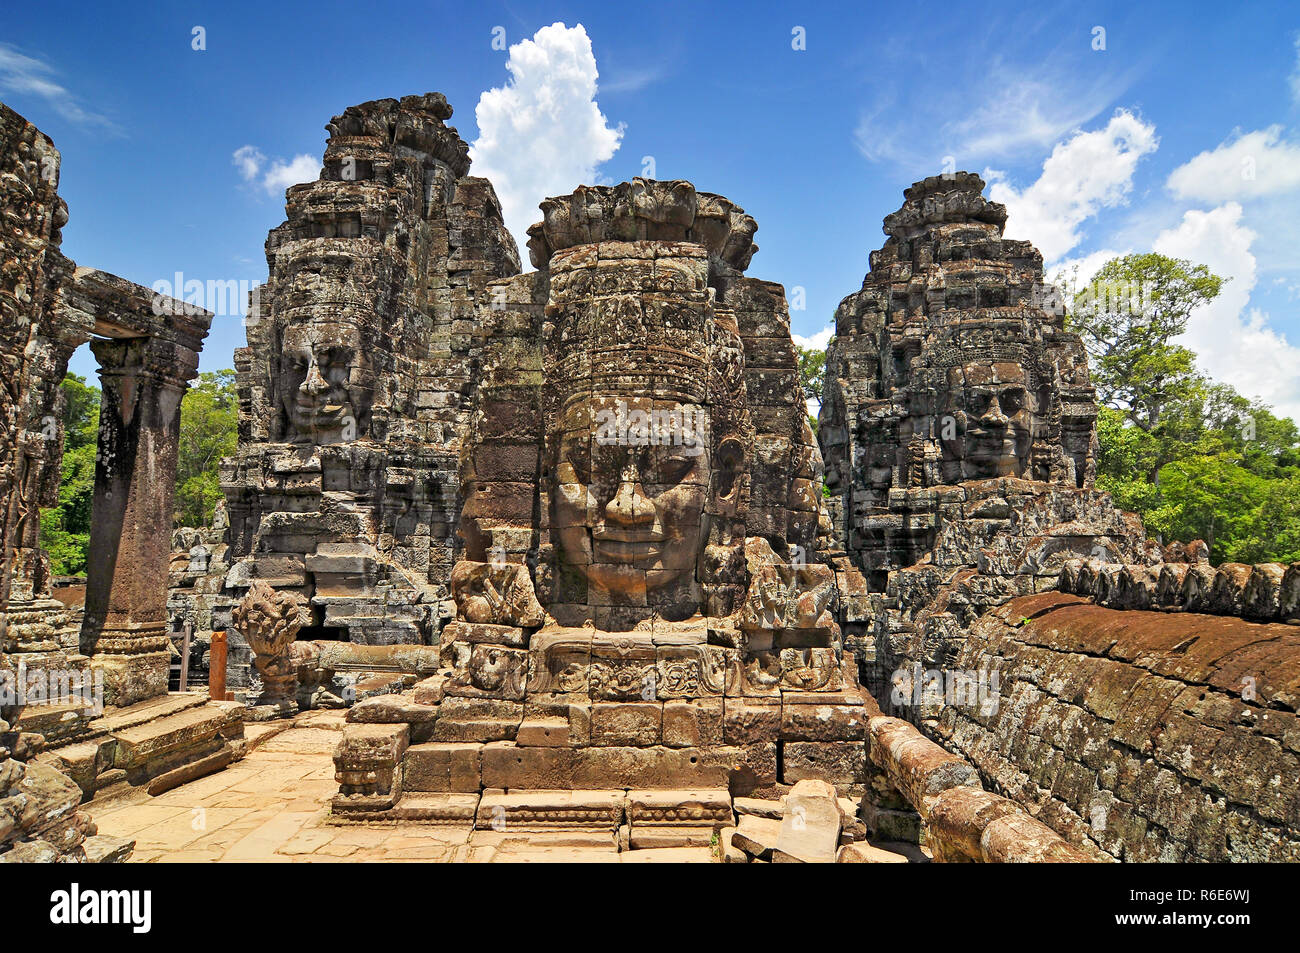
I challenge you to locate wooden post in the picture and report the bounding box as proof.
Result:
[209,630,228,701]
[178,621,192,692]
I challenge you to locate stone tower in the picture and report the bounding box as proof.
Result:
[222,94,520,645]
[331,180,873,820]
[819,172,1099,588]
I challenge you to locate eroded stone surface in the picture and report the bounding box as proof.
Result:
[219,94,520,647]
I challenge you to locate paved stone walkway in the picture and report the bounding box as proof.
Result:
[88,711,714,863]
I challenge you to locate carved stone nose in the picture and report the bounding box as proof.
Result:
[606,463,655,526]
[302,361,329,396]
[980,397,1008,426]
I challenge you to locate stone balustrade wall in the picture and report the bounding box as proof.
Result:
[932,591,1300,861]
[865,710,1098,862]
[1060,557,1300,622]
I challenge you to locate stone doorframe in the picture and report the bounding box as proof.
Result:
[54,268,212,705]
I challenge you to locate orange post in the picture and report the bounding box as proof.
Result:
[209,630,229,701]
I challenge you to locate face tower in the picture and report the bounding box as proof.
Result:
[221,94,520,645]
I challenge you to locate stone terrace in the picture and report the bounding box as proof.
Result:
[86,711,714,862]
[86,708,931,863]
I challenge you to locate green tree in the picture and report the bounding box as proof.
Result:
[1146,454,1264,559]
[38,373,100,575]
[1074,253,1300,565]
[175,369,238,527]
[797,345,827,405]
[796,343,828,433]
[1068,253,1224,430]
[1068,253,1223,482]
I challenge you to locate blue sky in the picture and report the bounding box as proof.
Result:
[5,1,1300,415]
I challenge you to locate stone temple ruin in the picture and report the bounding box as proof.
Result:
[3,94,1298,863]
[1,103,243,862]
[221,93,520,647]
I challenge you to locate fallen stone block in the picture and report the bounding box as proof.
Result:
[775,778,841,863]
[733,796,784,819]
[731,814,782,859]
[837,842,911,863]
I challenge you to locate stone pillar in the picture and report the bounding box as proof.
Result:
[81,335,195,706]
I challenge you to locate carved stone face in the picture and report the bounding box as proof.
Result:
[551,395,718,603]
[278,324,369,444]
[942,361,1034,479]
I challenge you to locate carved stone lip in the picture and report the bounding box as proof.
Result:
[294,399,346,419]
[596,526,665,543]
[593,533,663,563]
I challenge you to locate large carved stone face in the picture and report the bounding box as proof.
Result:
[278,324,369,444]
[551,395,716,603]
[942,361,1035,479]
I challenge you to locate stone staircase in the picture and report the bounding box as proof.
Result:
[26,692,246,801]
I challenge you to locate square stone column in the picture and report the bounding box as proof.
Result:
[81,335,197,706]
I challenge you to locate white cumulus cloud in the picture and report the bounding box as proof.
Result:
[792,326,834,352]
[986,110,1159,263]
[1167,126,1300,202]
[1153,203,1300,421]
[470,22,625,256]
[1046,248,1128,294]
[261,155,320,194]
[232,145,319,196]
[232,145,265,180]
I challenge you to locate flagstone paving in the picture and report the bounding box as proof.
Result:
[87,711,714,863]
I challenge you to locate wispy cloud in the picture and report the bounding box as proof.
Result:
[0,42,115,130]
[598,64,667,95]
[855,53,1139,173]
[1290,33,1300,105]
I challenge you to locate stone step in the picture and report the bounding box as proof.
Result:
[515,717,570,746]
[620,847,714,863]
[471,829,617,851]
[477,742,743,789]
[626,826,717,850]
[432,717,519,743]
[83,692,209,740]
[109,704,234,770]
[403,741,482,793]
[390,793,480,824]
[15,702,98,746]
[476,790,627,830]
